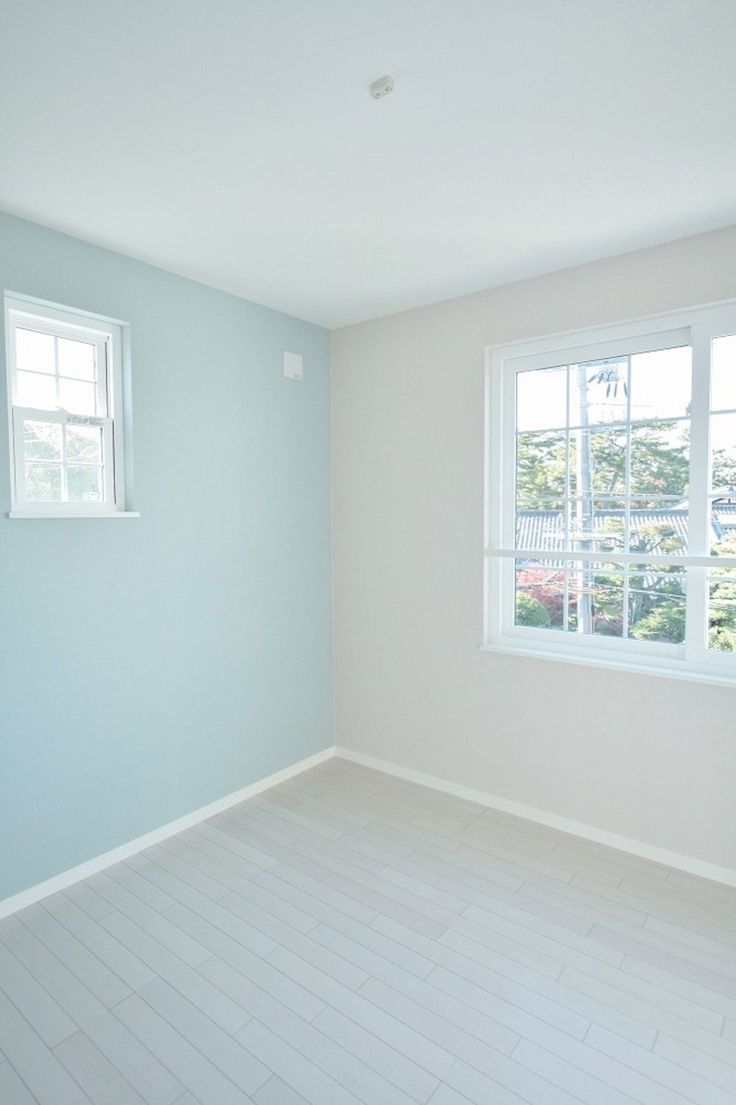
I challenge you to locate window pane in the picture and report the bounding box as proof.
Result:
[516,504,566,552]
[58,377,96,415]
[23,420,62,462]
[630,422,689,502]
[514,559,567,629]
[15,369,57,409]
[568,500,625,553]
[24,463,62,501]
[569,427,627,499]
[66,424,103,464]
[16,328,54,374]
[629,501,688,556]
[569,357,628,427]
[67,465,103,502]
[58,337,96,381]
[516,366,567,431]
[515,431,566,508]
[711,335,736,413]
[568,562,624,637]
[629,565,686,644]
[629,346,691,422]
[708,567,736,652]
[711,411,736,495]
[711,501,736,557]
[710,414,736,555]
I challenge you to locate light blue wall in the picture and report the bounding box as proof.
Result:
[0,211,333,901]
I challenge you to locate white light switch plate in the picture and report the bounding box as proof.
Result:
[283,350,303,381]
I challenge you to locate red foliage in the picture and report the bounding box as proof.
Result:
[516,567,567,624]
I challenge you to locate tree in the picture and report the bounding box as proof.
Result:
[515,359,736,651]
[709,532,736,652]
[516,424,689,508]
[515,591,551,628]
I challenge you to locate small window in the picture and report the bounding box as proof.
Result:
[5,295,129,516]
[485,302,736,683]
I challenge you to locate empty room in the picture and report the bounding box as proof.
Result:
[1,2,736,1103]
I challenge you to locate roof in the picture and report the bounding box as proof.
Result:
[516,503,736,553]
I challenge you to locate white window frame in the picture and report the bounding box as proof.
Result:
[4,293,135,518]
[484,300,736,685]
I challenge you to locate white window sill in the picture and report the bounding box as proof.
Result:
[7,511,140,520]
[480,642,736,688]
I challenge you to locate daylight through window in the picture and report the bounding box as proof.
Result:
[485,304,736,681]
[5,296,127,515]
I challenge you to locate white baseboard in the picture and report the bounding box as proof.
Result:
[0,746,335,920]
[5,740,733,918]
[335,747,736,889]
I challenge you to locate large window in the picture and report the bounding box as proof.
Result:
[5,295,130,517]
[484,303,736,682]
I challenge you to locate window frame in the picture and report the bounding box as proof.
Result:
[4,293,133,518]
[484,300,736,685]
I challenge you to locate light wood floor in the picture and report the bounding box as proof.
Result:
[1,757,735,1105]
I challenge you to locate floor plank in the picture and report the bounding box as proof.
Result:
[1,758,735,1105]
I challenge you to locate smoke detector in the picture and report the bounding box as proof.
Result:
[369,75,394,100]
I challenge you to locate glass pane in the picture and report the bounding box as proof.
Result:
[568,563,624,637]
[515,431,566,508]
[516,366,567,432]
[630,422,689,503]
[58,377,96,415]
[711,411,736,497]
[66,424,102,464]
[708,567,736,652]
[16,328,55,374]
[516,503,566,552]
[514,559,567,630]
[711,501,736,557]
[569,427,628,499]
[23,420,62,462]
[711,335,736,413]
[24,463,61,501]
[15,369,57,409]
[58,337,96,381]
[629,500,688,556]
[67,465,103,502]
[569,357,628,427]
[569,500,625,553]
[629,346,691,422]
[710,414,736,555]
[628,565,686,644]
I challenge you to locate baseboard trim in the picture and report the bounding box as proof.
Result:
[335,747,736,889]
[0,746,335,920]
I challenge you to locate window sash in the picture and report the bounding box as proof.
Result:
[485,302,736,678]
[4,295,126,514]
[7,314,110,418]
[12,407,115,510]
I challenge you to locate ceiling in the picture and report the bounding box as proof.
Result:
[1,0,735,328]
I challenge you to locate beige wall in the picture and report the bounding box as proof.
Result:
[332,226,736,873]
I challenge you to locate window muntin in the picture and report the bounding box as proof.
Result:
[5,296,126,515]
[485,307,736,680]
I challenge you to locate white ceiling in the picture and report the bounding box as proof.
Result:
[1,0,735,328]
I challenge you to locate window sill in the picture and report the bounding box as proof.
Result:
[7,511,140,520]
[480,642,736,688]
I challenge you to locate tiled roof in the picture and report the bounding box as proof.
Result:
[515,504,736,552]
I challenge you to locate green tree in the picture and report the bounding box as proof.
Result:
[709,532,736,652]
[515,591,551,627]
[516,424,689,508]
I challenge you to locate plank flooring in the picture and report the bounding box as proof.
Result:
[1,757,735,1104]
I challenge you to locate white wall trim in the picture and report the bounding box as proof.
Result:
[0,746,335,920]
[335,747,736,889]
